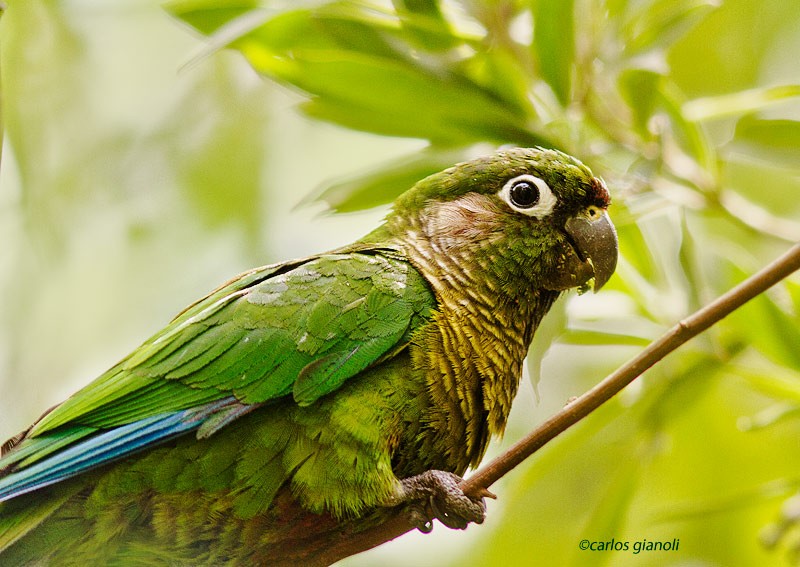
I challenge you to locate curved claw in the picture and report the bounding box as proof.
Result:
[430,496,472,530]
[407,502,434,533]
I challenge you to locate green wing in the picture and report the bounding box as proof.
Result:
[0,248,435,499]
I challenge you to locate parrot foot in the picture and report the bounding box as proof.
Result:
[395,470,488,532]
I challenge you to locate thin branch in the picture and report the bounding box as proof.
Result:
[318,242,800,566]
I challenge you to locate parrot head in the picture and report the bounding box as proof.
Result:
[381,147,618,295]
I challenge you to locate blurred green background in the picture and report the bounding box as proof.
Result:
[1,1,800,565]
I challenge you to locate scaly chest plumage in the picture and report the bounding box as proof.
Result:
[394,292,555,478]
[386,209,562,476]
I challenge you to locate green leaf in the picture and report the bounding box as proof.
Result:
[659,78,716,171]
[311,147,475,212]
[559,329,651,347]
[168,60,270,238]
[171,3,551,146]
[461,48,536,118]
[727,290,800,371]
[737,403,800,432]
[730,117,800,169]
[616,212,659,285]
[720,156,800,231]
[240,7,402,60]
[533,0,575,105]
[290,60,540,145]
[228,8,543,145]
[391,0,459,50]
[623,0,719,55]
[165,0,262,36]
[618,68,662,137]
[789,281,800,314]
[570,464,640,567]
[527,299,567,396]
[683,84,800,122]
[733,359,800,405]
[618,68,716,169]
[735,117,800,151]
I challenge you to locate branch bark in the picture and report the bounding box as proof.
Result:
[319,242,800,566]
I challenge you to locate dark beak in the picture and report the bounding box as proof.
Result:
[564,211,618,291]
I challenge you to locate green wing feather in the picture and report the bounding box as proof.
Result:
[1,247,435,496]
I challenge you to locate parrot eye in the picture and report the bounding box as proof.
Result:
[509,181,539,208]
[499,174,557,219]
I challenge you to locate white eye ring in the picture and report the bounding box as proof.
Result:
[498,174,557,219]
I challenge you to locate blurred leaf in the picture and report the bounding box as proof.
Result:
[391,0,459,50]
[636,351,727,429]
[606,0,629,19]
[683,84,800,122]
[738,403,800,432]
[166,0,261,36]
[171,2,552,152]
[789,281,800,314]
[533,0,574,105]
[667,0,800,98]
[677,208,704,312]
[618,68,715,170]
[461,48,535,117]
[658,78,716,172]
[223,7,547,145]
[311,147,473,212]
[165,58,270,239]
[612,201,692,324]
[570,463,640,567]
[719,156,800,232]
[651,477,793,523]
[618,68,661,138]
[624,0,719,55]
[179,9,274,68]
[241,7,404,59]
[527,298,567,397]
[293,61,541,145]
[733,359,800,405]
[615,209,660,285]
[727,290,800,371]
[559,329,651,347]
[730,117,800,169]
[735,117,800,153]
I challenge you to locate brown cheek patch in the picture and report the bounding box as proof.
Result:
[590,177,611,208]
[423,193,506,249]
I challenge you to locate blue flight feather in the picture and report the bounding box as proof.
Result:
[0,410,203,502]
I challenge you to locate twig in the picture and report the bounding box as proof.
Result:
[318,242,800,566]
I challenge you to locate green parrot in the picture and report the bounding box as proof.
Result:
[0,147,617,565]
